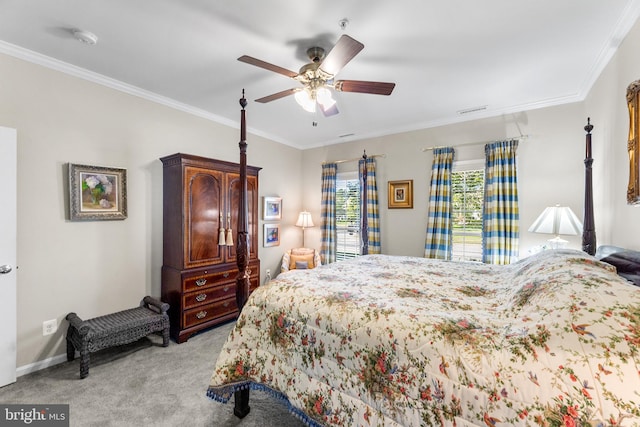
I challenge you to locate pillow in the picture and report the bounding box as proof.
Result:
[595,245,628,260]
[295,261,309,269]
[289,253,314,269]
[601,250,640,286]
[291,248,315,256]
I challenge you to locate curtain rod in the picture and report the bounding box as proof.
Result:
[322,153,386,165]
[421,135,528,152]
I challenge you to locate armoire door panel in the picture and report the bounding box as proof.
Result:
[184,167,224,268]
[226,173,258,261]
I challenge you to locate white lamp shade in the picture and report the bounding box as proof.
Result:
[316,87,336,108]
[294,90,316,113]
[528,205,583,236]
[295,211,314,228]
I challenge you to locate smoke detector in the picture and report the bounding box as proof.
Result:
[72,29,98,45]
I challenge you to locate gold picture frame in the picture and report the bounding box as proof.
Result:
[627,79,640,205]
[68,163,127,221]
[388,180,413,209]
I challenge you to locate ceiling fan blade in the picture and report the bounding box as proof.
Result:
[255,88,298,103]
[238,55,298,78]
[334,80,396,95]
[320,103,339,117]
[319,35,364,76]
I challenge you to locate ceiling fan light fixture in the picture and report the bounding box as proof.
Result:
[316,87,335,108]
[238,34,395,116]
[295,89,316,113]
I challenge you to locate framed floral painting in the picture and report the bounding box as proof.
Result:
[264,223,280,247]
[68,163,127,221]
[263,196,282,220]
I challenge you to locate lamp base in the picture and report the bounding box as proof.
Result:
[548,236,568,249]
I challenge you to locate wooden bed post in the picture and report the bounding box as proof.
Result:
[235,90,250,312]
[582,118,597,255]
[361,151,369,255]
[234,90,251,418]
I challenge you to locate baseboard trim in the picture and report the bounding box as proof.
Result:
[16,353,68,377]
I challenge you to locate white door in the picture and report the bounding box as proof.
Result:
[0,126,17,387]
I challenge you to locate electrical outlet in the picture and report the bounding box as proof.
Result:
[43,319,57,336]
[265,269,271,278]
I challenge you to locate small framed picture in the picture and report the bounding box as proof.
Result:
[388,180,413,209]
[68,163,127,221]
[264,223,280,247]
[263,196,282,220]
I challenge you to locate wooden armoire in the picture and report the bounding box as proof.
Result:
[160,153,260,343]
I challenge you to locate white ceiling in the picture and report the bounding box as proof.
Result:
[0,1,639,149]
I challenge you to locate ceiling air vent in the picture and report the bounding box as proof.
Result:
[457,105,487,115]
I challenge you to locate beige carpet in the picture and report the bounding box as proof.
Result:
[0,321,306,426]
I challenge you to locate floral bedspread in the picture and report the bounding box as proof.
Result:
[207,250,640,426]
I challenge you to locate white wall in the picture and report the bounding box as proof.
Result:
[584,15,640,248]
[0,52,302,368]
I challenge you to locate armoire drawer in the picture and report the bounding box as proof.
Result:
[182,269,235,292]
[183,282,236,310]
[183,297,237,328]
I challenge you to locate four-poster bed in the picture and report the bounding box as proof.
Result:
[210,104,640,425]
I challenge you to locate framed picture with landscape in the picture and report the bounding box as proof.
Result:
[68,163,127,221]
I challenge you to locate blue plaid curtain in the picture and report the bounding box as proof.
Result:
[424,147,455,259]
[483,140,519,264]
[358,157,381,254]
[320,163,337,264]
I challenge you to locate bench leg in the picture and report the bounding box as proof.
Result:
[66,339,75,362]
[162,326,170,347]
[79,350,90,379]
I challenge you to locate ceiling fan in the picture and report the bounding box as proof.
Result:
[238,35,395,116]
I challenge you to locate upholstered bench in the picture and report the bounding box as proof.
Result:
[65,296,170,379]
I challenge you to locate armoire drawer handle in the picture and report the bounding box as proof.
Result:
[222,286,230,292]
[222,301,229,307]
[195,293,207,302]
[195,278,207,287]
[196,310,207,319]
[223,272,230,278]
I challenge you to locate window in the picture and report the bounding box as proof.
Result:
[451,163,484,262]
[335,172,361,261]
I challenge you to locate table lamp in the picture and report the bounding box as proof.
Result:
[295,211,314,247]
[528,205,583,249]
